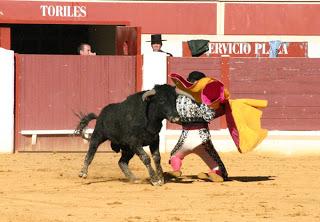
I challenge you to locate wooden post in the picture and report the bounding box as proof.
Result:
[220,55,230,129]
[14,54,21,152]
[0,27,11,49]
[135,54,143,92]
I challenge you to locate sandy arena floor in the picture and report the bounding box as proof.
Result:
[0,151,320,222]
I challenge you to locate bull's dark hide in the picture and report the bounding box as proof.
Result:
[76,84,179,186]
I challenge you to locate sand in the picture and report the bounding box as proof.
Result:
[0,151,320,222]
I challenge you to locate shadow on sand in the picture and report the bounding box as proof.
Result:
[164,173,275,183]
[228,176,275,182]
[80,175,275,185]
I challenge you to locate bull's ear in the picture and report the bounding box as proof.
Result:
[142,89,156,101]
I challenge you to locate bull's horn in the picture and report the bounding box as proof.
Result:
[175,88,195,100]
[142,89,156,101]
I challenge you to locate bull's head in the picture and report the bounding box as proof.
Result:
[142,84,181,123]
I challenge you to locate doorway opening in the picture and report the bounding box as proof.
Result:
[11,24,119,55]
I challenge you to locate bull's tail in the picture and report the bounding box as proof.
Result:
[74,112,98,140]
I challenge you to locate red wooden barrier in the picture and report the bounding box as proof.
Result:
[167,57,320,131]
[15,55,136,151]
[229,58,320,130]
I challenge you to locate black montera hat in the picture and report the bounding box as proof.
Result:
[187,71,206,83]
[147,34,167,44]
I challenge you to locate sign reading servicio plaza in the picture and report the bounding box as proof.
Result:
[183,42,308,57]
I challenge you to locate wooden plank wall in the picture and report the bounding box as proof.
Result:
[229,58,320,130]
[167,57,320,131]
[15,55,136,151]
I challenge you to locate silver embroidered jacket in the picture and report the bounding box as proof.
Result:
[176,95,215,123]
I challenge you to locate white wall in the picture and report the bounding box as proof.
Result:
[0,48,15,153]
[142,52,168,153]
[142,52,168,90]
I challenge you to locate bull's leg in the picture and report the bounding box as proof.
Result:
[118,148,137,182]
[150,139,164,185]
[134,147,161,186]
[79,132,107,178]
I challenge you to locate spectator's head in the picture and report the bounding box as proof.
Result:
[187,71,206,83]
[78,43,96,55]
[148,34,166,52]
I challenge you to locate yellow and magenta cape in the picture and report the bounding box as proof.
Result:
[170,73,268,153]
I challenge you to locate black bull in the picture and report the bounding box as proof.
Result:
[76,84,186,186]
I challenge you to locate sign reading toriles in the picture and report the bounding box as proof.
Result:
[40,5,87,17]
[183,42,308,57]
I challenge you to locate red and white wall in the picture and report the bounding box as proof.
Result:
[140,1,320,58]
[1,1,320,57]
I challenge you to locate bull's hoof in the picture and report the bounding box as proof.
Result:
[158,177,165,185]
[150,178,163,186]
[79,171,88,179]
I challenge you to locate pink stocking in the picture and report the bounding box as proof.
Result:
[170,155,182,171]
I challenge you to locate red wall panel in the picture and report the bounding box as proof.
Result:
[167,57,320,131]
[2,1,320,36]
[228,58,320,130]
[225,4,320,35]
[18,55,136,130]
[0,27,11,49]
[0,1,216,35]
[115,26,141,55]
[16,55,136,151]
